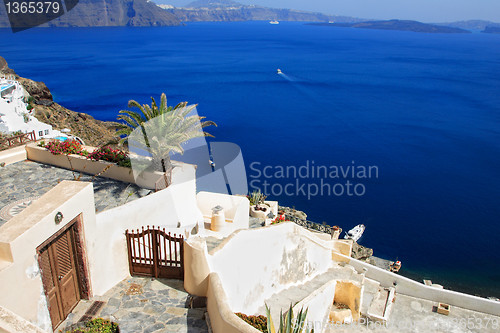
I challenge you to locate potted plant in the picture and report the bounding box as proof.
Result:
[248,190,271,219]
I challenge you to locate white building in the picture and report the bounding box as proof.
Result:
[0,75,57,140]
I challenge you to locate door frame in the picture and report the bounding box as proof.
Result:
[37,214,91,328]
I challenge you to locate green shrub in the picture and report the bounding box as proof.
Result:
[117,157,131,168]
[63,318,119,333]
[235,312,268,333]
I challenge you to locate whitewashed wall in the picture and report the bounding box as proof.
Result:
[196,191,249,234]
[208,222,335,315]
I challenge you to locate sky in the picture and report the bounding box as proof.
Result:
[155,0,500,23]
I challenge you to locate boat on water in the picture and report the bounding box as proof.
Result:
[343,224,365,242]
[277,69,282,74]
[270,20,279,24]
[389,261,402,273]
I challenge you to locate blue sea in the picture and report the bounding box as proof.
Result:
[2,22,500,297]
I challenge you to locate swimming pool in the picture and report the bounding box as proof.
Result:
[54,136,68,141]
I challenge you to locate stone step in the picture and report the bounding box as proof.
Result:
[369,287,389,317]
[205,236,224,252]
[366,286,396,322]
[360,277,380,315]
[255,265,357,323]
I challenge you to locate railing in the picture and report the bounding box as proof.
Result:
[284,213,341,238]
[0,130,36,151]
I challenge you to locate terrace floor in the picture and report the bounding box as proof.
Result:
[0,160,149,227]
[59,276,208,333]
[324,293,500,333]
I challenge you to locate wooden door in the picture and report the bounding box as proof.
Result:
[39,226,81,329]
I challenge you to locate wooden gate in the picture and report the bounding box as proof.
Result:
[38,225,81,329]
[125,226,184,280]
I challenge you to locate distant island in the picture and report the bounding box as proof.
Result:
[482,26,500,34]
[434,19,500,30]
[306,20,471,34]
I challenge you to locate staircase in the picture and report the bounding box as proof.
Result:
[255,265,358,324]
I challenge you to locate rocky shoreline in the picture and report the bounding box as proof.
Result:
[279,205,377,265]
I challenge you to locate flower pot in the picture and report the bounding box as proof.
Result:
[249,204,271,219]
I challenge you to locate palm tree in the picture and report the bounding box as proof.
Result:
[120,94,216,175]
[114,93,194,146]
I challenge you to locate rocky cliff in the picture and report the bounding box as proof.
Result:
[1,57,119,147]
[169,5,361,23]
[0,0,180,28]
[0,0,362,27]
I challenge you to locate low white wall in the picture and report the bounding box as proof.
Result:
[207,273,262,333]
[92,164,203,296]
[0,181,96,332]
[197,192,249,232]
[292,280,336,333]
[0,145,27,166]
[208,222,335,315]
[340,254,500,316]
[0,305,48,333]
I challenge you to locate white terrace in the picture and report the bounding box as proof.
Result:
[0,143,499,333]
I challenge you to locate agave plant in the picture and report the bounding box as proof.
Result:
[265,303,314,333]
[249,190,267,207]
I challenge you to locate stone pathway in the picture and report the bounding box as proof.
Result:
[0,160,148,227]
[59,276,208,333]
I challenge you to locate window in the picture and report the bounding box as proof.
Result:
[38,131,43,137]
[44,129,49,135]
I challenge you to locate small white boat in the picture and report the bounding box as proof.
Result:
[277,69,282,74]
[209,159,215,168]
[270,20,279,24]
[344,224,365,242]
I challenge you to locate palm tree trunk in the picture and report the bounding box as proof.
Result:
[161,155,173,186]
